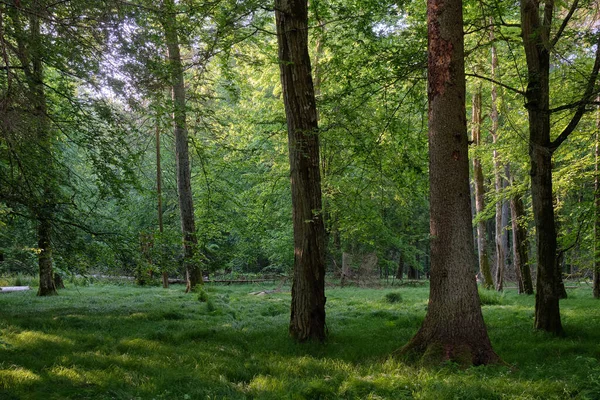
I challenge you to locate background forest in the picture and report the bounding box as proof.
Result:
[0,0,599,298]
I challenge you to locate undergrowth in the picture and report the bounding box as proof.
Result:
[0,282,598,399]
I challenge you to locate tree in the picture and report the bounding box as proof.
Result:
[399,0,499,365]
[160,0,203,292]
[275,0,327,342]
[520,0,600,334]
[471,84,494,289]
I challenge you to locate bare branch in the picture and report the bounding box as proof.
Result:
[551,0,579,49]
[550,33,600,151]
[466,72,526,95]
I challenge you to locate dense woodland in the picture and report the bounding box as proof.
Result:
[2,0,600,366]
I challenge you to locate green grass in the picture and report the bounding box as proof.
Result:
[1,282,599,399]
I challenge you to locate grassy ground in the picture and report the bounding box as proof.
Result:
[1,281,599,399]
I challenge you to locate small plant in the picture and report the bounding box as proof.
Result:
[196,287,209,302]
[384,292,403,304]
[206,299,217,312]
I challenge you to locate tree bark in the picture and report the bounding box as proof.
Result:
[37,214,56,296]
[156,119,169,289]
[275,0,327,342]
[161,0,202,292]
[509,173,534,295]
[490,27,505,292]
[471,85,494,289]
[521,0,563,334]
[399,0,499,365]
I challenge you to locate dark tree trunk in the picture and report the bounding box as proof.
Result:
[521,0,562,334]
[509,175,534,295]
[399,0,499,365]
[407,265,418,280]
[275,0,327,342]
[37,215,56,296]
[471,85,493,289]
[161,0,202,292]
[396,255,404,280]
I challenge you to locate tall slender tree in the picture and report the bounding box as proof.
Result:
[275,0,327,342]
[471,85,494,289]
[400,0,498,365]
[520,0,600,333]
[160,0,203,292]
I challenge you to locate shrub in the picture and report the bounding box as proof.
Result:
[384,292,403,304]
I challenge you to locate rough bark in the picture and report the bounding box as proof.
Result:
[521,0,562,334]
[509,174,534,295]
[471,86,494,289]
[399,0,499,366]
[161,0,202,292]
[275,0,327,342]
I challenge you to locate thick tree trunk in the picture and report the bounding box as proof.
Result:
[161,0,202,292]
[471,86,494,289]
[400,0,499,365]
[509,175,534,295]
[521,0,563,334]
[275,0,327,342]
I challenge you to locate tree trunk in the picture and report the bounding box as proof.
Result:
[161,0,202,292]
[595,110,600,299]
[521,0,563,334]
[471,85,494,289]
[399,0,499,365]
[156,119,169,289]
[396,254,404,280]
[509,174,534,295]
[20,0,58,297]
[490,27,505,292]
[275,0,327,342]
[37,215,56,296]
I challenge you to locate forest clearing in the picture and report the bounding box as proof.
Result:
[1,281,599,400]
[3,0,600,395]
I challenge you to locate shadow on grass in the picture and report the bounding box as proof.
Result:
[1,285,600,399]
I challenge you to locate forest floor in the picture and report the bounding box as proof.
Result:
[0,281,599,399]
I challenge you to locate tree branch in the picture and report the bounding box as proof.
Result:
[551,0,579,49]
[550,33,600,151]
[466,72,526,95]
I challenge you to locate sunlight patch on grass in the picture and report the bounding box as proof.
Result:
[13,330,74,347]
[0,367,41,387]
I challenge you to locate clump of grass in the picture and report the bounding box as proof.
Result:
[478,288,504,305]
[206,298,217,312]
[384,292,403,304]
[196,287,209,302]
